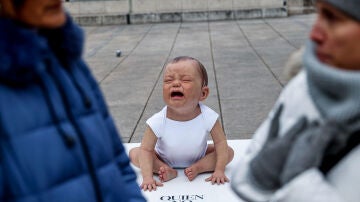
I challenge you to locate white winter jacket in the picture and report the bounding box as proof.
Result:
[232,71,360,202]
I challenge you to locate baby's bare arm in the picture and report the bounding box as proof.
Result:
[207,120,230,184]
[139,127,163,191]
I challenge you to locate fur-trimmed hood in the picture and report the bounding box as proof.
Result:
[0,15,84,85]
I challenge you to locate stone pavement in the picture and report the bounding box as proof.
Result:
[82,14,316,143]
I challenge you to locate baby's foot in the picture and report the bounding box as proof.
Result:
[158,166,178,182]
[184,166,200,181]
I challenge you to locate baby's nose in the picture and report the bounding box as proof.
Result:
[172,80,181,87]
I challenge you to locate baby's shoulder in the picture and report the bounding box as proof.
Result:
[200,104,219,130]
[200,104,219,117]
[146,106,167,126]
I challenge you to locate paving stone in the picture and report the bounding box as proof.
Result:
[83,14,316,143]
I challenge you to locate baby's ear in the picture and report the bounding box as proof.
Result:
[200,86,209,101]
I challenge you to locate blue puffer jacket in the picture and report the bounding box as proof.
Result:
[0,16,145,202]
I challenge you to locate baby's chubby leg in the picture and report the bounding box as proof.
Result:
[184,144,234,182]
[184,166,201,181]
[129,147,178,182]
[158,166,177,182]
[184,145,216,181]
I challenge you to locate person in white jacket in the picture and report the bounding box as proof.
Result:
[231,0,360,202]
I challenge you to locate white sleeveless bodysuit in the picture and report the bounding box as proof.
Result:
[146,103,219,168]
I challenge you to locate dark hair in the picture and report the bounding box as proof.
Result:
[13,0,25,9]
[166,56,208,87]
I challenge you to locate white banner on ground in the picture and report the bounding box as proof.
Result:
[124,139,251,202]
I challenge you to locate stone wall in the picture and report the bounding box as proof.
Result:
[65,0,130,25]
[286,0,315,14]
[65,0,314,25]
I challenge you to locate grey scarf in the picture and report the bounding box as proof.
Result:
[304,40,360,126]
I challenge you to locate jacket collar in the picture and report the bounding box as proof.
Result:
[0,15,84,84]
[304,40,360,126]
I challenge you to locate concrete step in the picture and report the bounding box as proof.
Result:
[72,7,288,26]
[65,0,290,26]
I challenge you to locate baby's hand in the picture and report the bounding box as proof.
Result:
[140,177,163,191]
[205,170,229,185]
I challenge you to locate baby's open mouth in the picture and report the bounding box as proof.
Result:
[171,91,184,98]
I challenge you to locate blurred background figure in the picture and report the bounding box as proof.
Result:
[283,46,305,82]
[0,0,145,201]
[232,0,360,201]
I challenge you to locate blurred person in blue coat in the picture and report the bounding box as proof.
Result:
[0,0,145,201]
